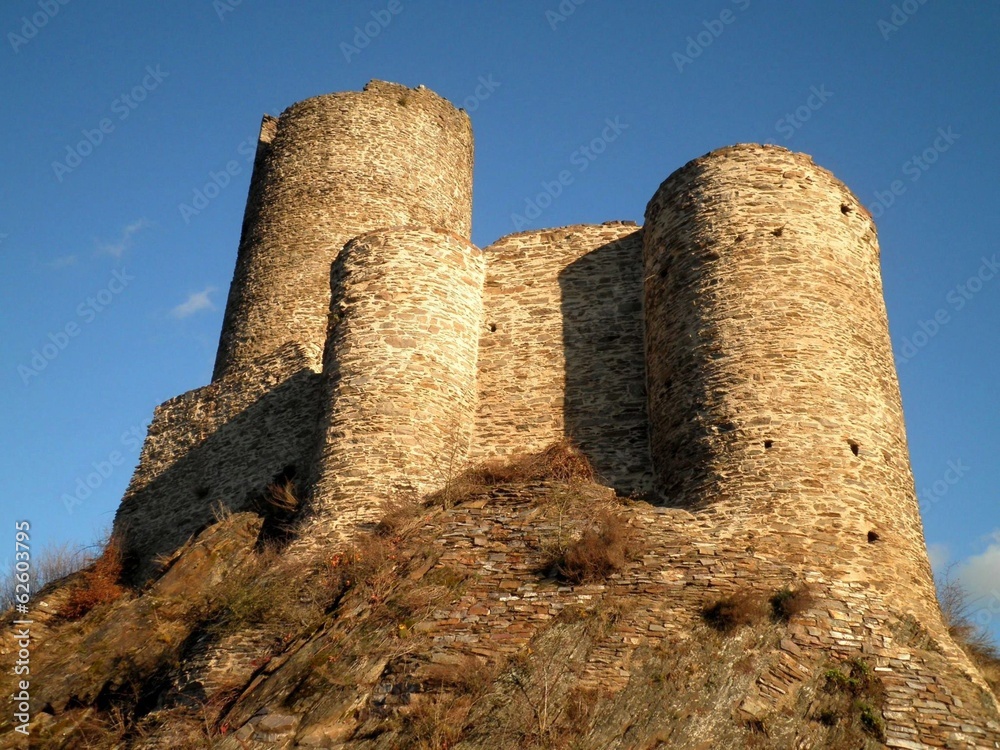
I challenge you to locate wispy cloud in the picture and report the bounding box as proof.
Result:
[96,218,150,258]
[47,254,79,270]
[927,542,949,574]
[954,531,1000,605]
[171,287,216,319]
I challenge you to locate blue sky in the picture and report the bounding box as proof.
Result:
[0,0,997,638]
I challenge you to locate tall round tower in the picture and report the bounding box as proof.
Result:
[309,227,485,534]
[643,144,939,618]
[213,81,474,380]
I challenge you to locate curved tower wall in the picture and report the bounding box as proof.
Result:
[643,144,939,616]
[213,81,474,380]
[310,227,485,530]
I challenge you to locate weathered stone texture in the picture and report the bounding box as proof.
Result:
[309,227,485,534]
[472,223,653,494]
[114,344,322,579]
[643,144,940,627]
[213,80,474,380]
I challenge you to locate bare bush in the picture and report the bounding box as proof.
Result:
[548,512,635,584]
[0,541,89,611]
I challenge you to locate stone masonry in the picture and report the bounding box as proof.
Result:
[308,226,485,538]
[213,81,474,380]
[108,80,1000,741]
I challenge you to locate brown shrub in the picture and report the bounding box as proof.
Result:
[550,512,633,584]
[702,591,767,633]
[60,539,125,620]
[444,441,595,494]
[770,586,815,623]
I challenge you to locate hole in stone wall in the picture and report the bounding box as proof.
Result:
[195,486,210,500]
[868,530,881,544]
[841,203,852,214]
[764,440,774,449]
[849,441,860,457]
[488,322,497,333]
[771,225,785,237]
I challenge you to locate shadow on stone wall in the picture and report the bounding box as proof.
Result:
[115,368,322,584]
[559,230,653,495]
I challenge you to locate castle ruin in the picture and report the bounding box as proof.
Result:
[114,78,939,607]
[92,78,999,746]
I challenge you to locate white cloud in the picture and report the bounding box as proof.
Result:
[952,531,1000,627]
[96,218,150,258]
[927,542,950,574]
[171,287,216,319]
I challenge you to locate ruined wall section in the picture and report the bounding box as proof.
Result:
[213,81,474,381]
[308,227,485,536]
[472,223,652,494]
[643,144,940,624]
[114,343,322,580]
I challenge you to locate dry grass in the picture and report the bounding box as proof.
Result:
[59,538,126,620]
[548,512,634,585]
[702,591,768,633]
[432,441,596,508]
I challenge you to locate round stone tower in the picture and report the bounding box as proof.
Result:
[309,227,485,533]
[643,144,940,618]
[213,81,474,380]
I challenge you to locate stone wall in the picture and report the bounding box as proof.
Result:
[213,81,474,380]
[308,227,485,537]
[113,343,322,581]
[472,223,653,495]
[643,144,941,627]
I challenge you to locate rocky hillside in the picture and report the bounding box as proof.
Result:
[2,445,998,749]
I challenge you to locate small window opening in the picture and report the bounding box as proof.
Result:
[849,441,860,457]
[772,225,785,237]
[195,486,211,499]
[867,530,881,544]
[488,322,497,333]
[841,203,852,215]
[764,440,774,450]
